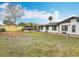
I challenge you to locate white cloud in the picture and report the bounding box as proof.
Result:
[0,3,9,19]
[48,9,54,12]
[22,9,60,23]
[22,9,49,19]
[0,3,9,9]
[0,18,3,25]
[62,14,77,21]
[68,14,77,18]
[51,10,60,22]
[0,3,9,25]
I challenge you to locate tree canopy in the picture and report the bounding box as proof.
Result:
[3,3,24,25]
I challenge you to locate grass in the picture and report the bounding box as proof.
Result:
[0,32,79,56]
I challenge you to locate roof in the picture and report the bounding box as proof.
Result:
[39,24,46,26]
[39,22,59,26]
[45,22,58,26]
[59,16,79,24]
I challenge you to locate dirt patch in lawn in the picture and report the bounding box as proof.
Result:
[0,32,33,41]
[0,32,26,37]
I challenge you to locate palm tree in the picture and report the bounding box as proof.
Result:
[48,16,53,23]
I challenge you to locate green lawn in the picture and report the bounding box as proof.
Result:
[0,32,79,57]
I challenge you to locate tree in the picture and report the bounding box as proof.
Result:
[26,22,39,30]
[27,22,33,26]
[18,22,26,26]
[3,3,24,25]
[48,16,53,23]
[3,15,14,25]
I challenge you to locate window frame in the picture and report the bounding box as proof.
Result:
[72,25,76,32]
[46,26,49,30]
[62,25,68,31]
[52,26,56,31]
[40,26,43,30]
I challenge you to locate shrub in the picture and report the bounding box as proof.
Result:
[0,28,6,32]
[21,28,24,31]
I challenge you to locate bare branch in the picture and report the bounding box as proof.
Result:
[3,3,24,25]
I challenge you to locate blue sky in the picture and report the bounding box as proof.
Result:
[0,2,79,24]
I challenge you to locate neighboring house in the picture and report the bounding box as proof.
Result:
[39,16,79,35]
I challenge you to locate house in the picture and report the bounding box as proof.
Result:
[39,16,79,35]
[39,22,59,33]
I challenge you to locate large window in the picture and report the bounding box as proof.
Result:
[72,25,76,32]
[46,26,49,30]
[62,25,68,31]
[40,26,43,30]
[52,26,56,31]
[77,18,79,22]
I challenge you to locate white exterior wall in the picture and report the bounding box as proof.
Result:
[40,26,59,33]
[48,26,58,33]
[76,23,79,35]
[40,26,46,32]
[59,19,79,35]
